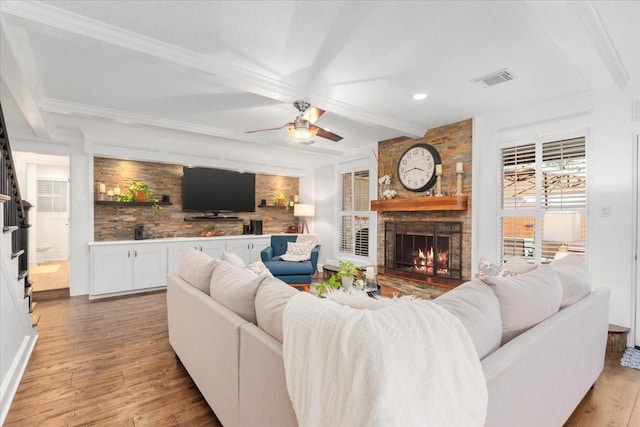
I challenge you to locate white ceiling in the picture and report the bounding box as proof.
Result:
[1,0,638,157]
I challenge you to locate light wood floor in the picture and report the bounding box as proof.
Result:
[5,291,640,426]
[29,260,69,291]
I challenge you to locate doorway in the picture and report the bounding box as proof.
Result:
[12,152,70,299]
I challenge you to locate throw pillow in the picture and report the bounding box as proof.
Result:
[280,241,314,262]
[255,276,299,342]
[475,256,537,279]
[244,260,270,276]
[209,261,268,324]
[221,251,246,268]
[481,265,562,344]
[434,280,502,360]
[178,248,218,294]
[549,254,592,307]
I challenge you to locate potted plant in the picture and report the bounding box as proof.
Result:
[118,181,160,211]
[315,260,359,296]
[274,193,286,206]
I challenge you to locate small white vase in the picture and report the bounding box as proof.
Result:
[341,276,354,291]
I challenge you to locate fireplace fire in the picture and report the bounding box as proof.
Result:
[412,246,449,276]
[385,221,462,280]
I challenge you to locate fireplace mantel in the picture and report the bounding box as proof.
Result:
[371,196,468,212]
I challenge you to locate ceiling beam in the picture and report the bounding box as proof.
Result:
[0,15,50,138]
[0,0,427,138]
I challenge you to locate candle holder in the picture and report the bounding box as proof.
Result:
[456,172,463,196]
[435,176,443,197]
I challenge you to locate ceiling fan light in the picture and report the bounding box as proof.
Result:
[288,126,318,140]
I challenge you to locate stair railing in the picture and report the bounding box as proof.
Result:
[0,101,31,291]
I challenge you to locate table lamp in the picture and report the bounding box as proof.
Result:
[543,212,581,260]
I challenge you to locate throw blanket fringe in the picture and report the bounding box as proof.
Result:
[283,292,487,427]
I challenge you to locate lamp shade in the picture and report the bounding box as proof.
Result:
[293,204,315,217]
[543,212,581,243]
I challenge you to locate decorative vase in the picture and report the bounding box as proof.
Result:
[341,276,354,291]
[277,198,286,206]
[380,182,397,200]
[135,191,147,202]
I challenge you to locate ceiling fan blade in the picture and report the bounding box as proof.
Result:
[311,125,343,142]
[303,107,325,123]
[245,123,292,134]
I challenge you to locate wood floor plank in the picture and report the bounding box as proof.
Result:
[5,290,638,426]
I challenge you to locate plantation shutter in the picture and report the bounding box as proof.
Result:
[37,179,68,213]
[499,137,586,263]
[339,169,370,257]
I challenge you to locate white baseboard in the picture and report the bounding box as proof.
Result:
[0,334,38,425]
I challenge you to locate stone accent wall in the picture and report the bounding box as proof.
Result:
[94,157,299,241]
[376,119,473,279]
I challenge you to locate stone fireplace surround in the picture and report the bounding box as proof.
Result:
[375,119,472,281]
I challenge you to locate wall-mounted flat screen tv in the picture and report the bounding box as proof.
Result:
[182,167,256,212]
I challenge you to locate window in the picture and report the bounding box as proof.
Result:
[37,179,68,213]
[339,169,370,258]
[499,137,586,262]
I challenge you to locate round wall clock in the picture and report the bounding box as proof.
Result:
[397,143,441,192]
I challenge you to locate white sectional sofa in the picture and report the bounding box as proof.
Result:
[167,249,609,427]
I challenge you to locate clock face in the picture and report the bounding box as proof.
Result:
[397,143,441,192]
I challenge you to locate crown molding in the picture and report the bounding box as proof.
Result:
[570,1,630,91]
[39,98,344,157]
[0,1,426,138]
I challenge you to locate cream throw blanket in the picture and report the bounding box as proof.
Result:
[282,292,487,427]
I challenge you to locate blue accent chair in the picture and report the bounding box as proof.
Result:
[260,235,320,285]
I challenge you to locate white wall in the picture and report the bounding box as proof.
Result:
[473,90,640,345]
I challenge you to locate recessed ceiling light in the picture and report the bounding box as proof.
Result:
[412,93,428,100]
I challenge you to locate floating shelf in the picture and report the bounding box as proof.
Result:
[371,196,468,212]
[257,204,290,209]
[95,200,173,207]
[184,216,243,222]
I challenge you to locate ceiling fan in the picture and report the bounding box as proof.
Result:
[246,100,343,142]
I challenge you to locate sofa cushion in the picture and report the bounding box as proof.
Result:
[179,248,218,294]
[475,256,537,279]
[549,254,592,307]
[209,261,268,324]
[434,280,502,360]
[481,265,562,344]
[222,251,247,268]
[255,276,299,342]
[262,260,315,276]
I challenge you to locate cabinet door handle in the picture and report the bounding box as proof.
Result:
[134,250,137,257]
[128,250,131,258]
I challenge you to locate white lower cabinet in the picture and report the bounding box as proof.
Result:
[226,237,270,264]
[90,243,167,297]
[90,236,271,298]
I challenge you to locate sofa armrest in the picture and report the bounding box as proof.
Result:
[261,247,274,262]
[167,274,247,427]
[239,323,297,427]
[309,245,321,271]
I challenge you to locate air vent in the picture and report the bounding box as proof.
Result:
[472,68,515,88]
